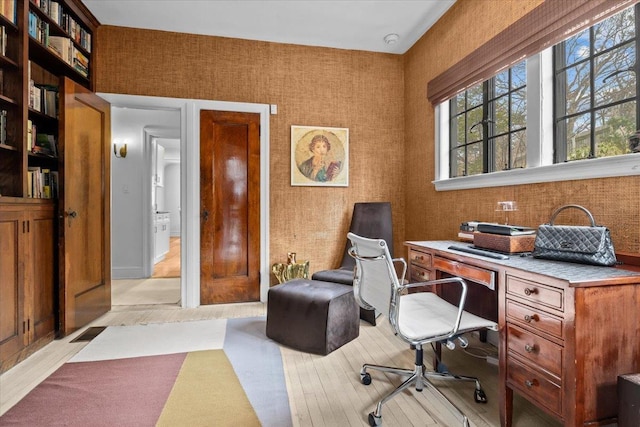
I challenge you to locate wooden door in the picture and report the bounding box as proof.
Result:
[200,110,260,304]
[58,78,111,335]
[0,207,25,362]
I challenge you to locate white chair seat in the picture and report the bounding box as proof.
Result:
[398,292,498,342]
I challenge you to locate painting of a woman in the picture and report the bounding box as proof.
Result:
[291,126,349,186]
[298,135,342,182]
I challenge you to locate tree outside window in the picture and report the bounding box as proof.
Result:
[554,5,638,162]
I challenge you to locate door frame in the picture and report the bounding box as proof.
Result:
[100,93,271,307]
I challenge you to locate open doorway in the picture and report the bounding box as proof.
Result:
[109,107,182,306]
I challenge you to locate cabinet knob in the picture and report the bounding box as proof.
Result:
[524,314,537,323]
[524,344,535,353]
[524,287,537,296]
[524,379,537,388]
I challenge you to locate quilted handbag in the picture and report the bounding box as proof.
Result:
[532,204,617,266]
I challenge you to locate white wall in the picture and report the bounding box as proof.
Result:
[111,107,180,278]
[165,162,181,236]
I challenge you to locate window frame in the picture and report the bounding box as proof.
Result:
[434,51,640,192]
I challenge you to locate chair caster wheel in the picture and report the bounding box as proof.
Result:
[474,388,488,403]
[368,412,382,426]
[361,372,372,385]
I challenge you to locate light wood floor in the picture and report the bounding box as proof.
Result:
[0,297,561,426]
[153,236,180,278]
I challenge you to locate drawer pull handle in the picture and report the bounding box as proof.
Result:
[524,344,535,353]
[524,379,538,388]
[524,288,537,296]
[524,314,537,323]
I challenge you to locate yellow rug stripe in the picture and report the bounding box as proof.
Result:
[156,350,261,427]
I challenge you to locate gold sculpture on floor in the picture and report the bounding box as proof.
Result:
[272,252,310,284]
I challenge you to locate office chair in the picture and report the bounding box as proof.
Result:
[312,202,393,325]
[347,232,498,427]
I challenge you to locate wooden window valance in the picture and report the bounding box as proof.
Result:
[427,0,639,106]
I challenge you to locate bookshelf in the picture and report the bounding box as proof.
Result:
[0,0,95,199]
[0,0,101,372]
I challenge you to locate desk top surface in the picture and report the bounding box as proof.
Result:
[406,240,640,286]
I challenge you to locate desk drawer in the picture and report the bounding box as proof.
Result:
[506,275,564,312]
[434,256,495,290]
[410,265,432,282]
[409,249,432,269]
[506,299,564,339]
[507,356,562,417]
[507,323,562,378]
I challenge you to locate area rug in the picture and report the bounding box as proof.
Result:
[0,317,292,427]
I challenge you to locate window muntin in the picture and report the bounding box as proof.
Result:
[449,61,526,177]
[554,5,638,162]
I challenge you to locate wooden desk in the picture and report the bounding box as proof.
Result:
[405,241,640,427]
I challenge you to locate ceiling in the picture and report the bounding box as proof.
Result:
[82,0,456,54]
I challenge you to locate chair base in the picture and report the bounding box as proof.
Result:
[360,345,485,426]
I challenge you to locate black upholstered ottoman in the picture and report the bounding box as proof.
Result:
[266,279,359,355]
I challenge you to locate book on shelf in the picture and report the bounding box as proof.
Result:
[28,166,41,198]
[33,133,57,156]
[476,222,536,236]
[36,84,58,118]
[50,170,58,198]
[0,0,17,25]
[0,69,3,95]
[26,119,33,150]
[41,168,51,198]
[1,25,6,56]
[0,109,6,145]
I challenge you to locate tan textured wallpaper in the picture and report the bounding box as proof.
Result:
[95,0,639,281]
[404,0,640,253]
[94,26,406,277]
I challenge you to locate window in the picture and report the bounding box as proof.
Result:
[435,4,640,191]
[554,4,638,162]
[449,61,526,177]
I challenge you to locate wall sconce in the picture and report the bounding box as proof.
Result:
[113,140,127,158]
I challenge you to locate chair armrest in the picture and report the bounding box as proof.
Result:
[397,277,469,338]
[392,258,407,285]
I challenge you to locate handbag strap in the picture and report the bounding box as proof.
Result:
[548,204,597,227]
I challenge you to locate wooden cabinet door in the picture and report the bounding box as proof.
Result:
[58,78,111,335]
[29,205,56,342]
[0,207,26,363]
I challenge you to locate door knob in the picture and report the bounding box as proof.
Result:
[66,210,78,227]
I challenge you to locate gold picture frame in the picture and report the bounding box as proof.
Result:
[291,125,349,187]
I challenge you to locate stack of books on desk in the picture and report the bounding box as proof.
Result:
[473,223,536,253]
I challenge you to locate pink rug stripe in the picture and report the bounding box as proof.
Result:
[0,353,187,427]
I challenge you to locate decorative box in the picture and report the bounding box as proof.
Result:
[473,232,535,253]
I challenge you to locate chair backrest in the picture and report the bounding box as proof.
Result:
[347,232,399,317]
[339,202,393,269]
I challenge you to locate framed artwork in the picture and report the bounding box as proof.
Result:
[291,125,349,187]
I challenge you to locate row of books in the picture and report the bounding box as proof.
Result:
[27,119,57,156]
[30,0,91,52]
[48,35,88,77]
[27,61,60,116]
[29,82,58,116]
[28,166,58,198]
[0,0,16,25]
[28,10,49,45]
